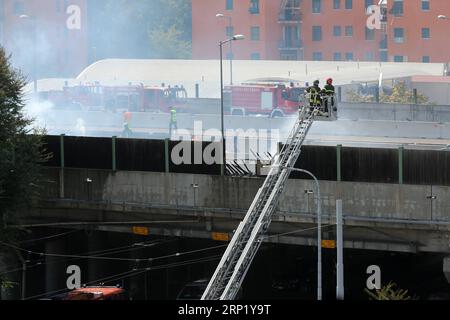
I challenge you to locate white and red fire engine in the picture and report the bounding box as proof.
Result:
[38,83,188,112]
[224,82,306,117]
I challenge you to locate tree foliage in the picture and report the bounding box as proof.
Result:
[0,47,48,242]
[365,282,418,300]
[88,0,192,60]
[148,25,192,59]
[346,82,433,105]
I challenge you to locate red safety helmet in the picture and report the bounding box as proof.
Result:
[326,78,333,85]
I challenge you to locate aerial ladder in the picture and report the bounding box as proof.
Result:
[202,94,336,300]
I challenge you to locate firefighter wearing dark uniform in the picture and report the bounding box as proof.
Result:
[169,107,178,137]
[306,80,322,111]
[322,78,336,113]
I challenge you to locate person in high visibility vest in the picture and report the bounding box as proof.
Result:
[122,110,133,138]
[322,78,336,113]
[306,80,322,112]
[169,107,177,137]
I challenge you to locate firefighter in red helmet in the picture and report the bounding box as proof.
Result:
[322,78,336,113]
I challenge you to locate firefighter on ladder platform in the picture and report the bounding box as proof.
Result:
[322,78,337,113]
[306,80,322,114]
[169,106,178,137]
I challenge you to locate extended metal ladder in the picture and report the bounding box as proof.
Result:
[202,105,319,300]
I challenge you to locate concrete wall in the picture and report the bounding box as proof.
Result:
[41,168,450,223]
[339,102,450,122]
[43,109,450,142]
[413,83,450,106]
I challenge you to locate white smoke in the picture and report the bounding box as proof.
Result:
[75,118,86,136]
[23,97,55,130]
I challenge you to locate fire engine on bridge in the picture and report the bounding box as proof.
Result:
[38,83,188,113]
[224,81,306,117]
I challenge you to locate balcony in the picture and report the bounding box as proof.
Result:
[380,7,388,22]
[278,10,302,23]
[279,39,302,49]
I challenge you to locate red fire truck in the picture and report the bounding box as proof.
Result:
[224,83,306,117]
[38,83,188,112]
[53,286,126,300]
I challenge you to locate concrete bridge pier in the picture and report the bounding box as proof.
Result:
[444,257,450,284]
[128,234,148,300]
[0,250,21,300]
[45,238,66,296]
[86,230,107,285]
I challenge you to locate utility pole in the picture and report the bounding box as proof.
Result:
[336,199,344,300]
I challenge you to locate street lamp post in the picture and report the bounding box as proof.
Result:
[286,167,322,301]
[219,34,244,176]
[265,164,322,300]
[216,13,234,85]
[437,15,450,73]
[19,14,37,94]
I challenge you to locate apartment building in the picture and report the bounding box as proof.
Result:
[387,0,450,63]
[192,0,450,62]
[192,0,282,60]
[0,0,88,78]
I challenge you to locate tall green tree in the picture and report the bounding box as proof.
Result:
[0,47,48,242]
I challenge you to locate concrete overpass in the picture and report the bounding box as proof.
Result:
[16,167,450,281]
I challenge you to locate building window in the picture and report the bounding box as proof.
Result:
[422,28,430,39]
[226,26,234,37]
[421,0,430,11]
[312,0,321,13]
[394,28,404,43]
[333,0,340,9]
[392,0,403,16]
[14,1,25,15]
[312,26,322,41]
[333,26,342,37]
[333,52,342,61]
[345,52,354,61]
[365,52,375,61]
[394,55,404,62]
[365,0,373,9]
[380,51,388,62]
[422,56,430,63]
[313,52,323,61]
[249,0,259,14]
[251,26,260,40]
[380,35,388,49]
[251,53,260,60]
[283,25,300,47]
[226,0,233,10]
[365,27,375,40]
[345,26,353,37]
[345,0,352,9]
